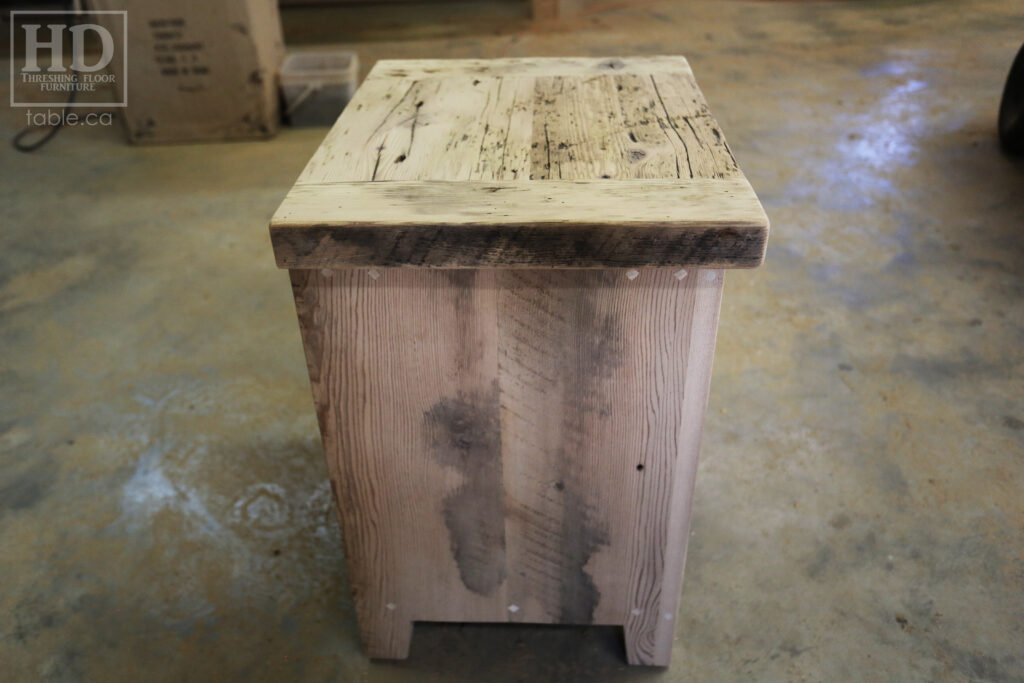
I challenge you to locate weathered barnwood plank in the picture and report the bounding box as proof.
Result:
[271,179,767,269]
[365,55,694,80]
[273,56,766,269]
[291,268,508,658]
[497,268,724,661]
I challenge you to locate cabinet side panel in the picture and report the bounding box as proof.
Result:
[497,269,721,643]
[290,269,507,656]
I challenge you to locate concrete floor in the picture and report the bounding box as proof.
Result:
[2,0,1023,680]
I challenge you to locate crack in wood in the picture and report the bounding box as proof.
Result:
[649,74,694,178]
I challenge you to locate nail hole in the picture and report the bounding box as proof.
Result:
[636,464,644,471]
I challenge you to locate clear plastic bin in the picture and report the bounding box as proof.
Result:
[280,51,359,127]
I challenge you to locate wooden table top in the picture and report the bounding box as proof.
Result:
[270,56,768,269]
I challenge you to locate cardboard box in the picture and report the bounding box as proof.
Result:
[89,0,285,144]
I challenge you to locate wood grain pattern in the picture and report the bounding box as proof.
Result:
[278,56,765,667]
[291,266,724,665]
[271,179,767,269]
[291,268,507,658]
[365,56,695,80]
[271,56,768,268]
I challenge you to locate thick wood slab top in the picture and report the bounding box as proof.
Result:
[271,56,768,268]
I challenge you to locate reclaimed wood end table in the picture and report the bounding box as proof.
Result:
[270,56,768,667]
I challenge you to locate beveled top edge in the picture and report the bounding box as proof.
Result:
[269,178,769,270]
[365,55,693,80]
[271,178,767,230]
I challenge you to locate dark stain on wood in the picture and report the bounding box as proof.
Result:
[503,277,618,622]
[289,270,332,438]
[272,223,767,269]
[557,482,610,622]
[554,285,618,621]
[424,382,506,596]
[569,287,625,416]
[444,270,481,374]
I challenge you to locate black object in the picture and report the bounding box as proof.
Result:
[12,74,77,153]
[999,43,1024,155]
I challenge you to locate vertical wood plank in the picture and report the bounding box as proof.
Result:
[531,75,631,180]
[497,269,724,657]
[623,268,725,666]
[296,76,416,184]
[645,73,741,180]
[290,268,508,657]
[498,270,620,624]
[471,77,536,181]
